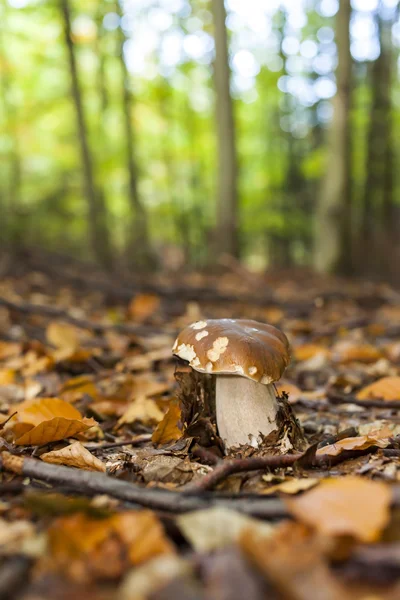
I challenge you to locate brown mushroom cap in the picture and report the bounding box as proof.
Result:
[172,319,290,384]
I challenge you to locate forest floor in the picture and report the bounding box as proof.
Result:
[1,254,400,599]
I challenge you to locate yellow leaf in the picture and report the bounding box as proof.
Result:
[128,294,160,322]
[11,398,97,446]
[0,341,22,360]
[152,401,182,445]
[357,376,400,401]
[46,322,80,353]
[285,477,392,542]
[317,435,391,457]
[262,478,319,495]
[118,396,164,427]
[41,442,106,472]
[0,369,15,385]
[114,512,175,564]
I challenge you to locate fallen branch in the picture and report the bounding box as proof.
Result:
[0,297,166,337]
[327,392,400,410]
[0,452,287,519]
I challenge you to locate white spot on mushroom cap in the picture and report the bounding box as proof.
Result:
[192,357,201,368]
[176,343,197,364]
[195,330,209,341]
[191,321,207,330]
[233,365,244,375]
[172,338,178,351]
[207,337,229,362]
[205,361,213,372]
[248,366,257,376]
[261,374,273,385]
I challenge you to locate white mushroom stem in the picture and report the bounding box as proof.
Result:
[215,375,279,450]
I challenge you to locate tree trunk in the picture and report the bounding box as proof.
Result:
[211,0,239,259]
[60,0,113,268]
[115,2,154,270]
[314,0,352,274]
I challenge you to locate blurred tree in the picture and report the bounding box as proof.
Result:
[314,0,353,274]
[211,0,238,259]
[115,1,154,269]
[362,8,396,275]
[60,0,113,268]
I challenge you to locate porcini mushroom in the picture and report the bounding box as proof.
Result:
[172,319,291,449]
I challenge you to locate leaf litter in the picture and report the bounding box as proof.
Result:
[1,266,400,597]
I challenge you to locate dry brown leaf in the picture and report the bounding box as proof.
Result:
[118,396,164,427]
[152,400,182,445]
[262,478,319,495]
[46,321,80,353]
[41,441,106,472]
[357,376,400,401]
[285,476,392,542]
[0,341,22,360]
[294,344,330,362]
[317,435,391,457]
[128,294,160,322]
[333,341,383,364]
[10,397,97,445]
[0,369,15,385]
[47,510,175,581]
[240,521,351,600]
[275,381,302,404]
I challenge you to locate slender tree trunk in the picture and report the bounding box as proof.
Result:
[314,0,352,274]
[115,2,154,269]
[211,0,239,259]
[60,0,113,268]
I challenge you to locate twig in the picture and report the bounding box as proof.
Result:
[327,392,400,410]
[0,297,166,337]
[85,433,152,452]
[0,452,287,518]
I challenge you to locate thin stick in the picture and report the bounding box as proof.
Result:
[327,392,400,410]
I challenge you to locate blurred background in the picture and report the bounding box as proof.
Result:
[1,0,399,282]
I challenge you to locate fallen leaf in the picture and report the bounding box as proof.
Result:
[46,321,80,353]
[240,521,351,600]
[118,396,164,427]
[177,507,273,552]
[152,400,182,445]
[128,294,160,322]
[262,478,319,495]
[10,397,97,445]
[0,369,15,385]
[120,555,192,600]
[317,435,391,457]
[333,341,383,364]
[275,381,302,404]
[60,375,98,403]
[47,510,175,581]
[41,441,106,472]
[294,343,330,362]
[357,376,400,401]
[0,341,22,360]
[285,476,392,542]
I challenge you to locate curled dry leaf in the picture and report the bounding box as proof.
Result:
[152,400,182,445]
[10,397,97,445]
[317,435,391,457]
[285,476,392,542]
[357,376,400,401]
[41,441,106,472]
[333,341,383,364]
[294,343,331,362]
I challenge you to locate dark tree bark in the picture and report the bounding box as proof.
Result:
[314,0,353,274]
[115,2,154,269]
[60,0,113,268]
[211,0,239,259]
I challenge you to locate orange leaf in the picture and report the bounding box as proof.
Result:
[128,294,160,322]
[294,344,330,362]
[11,397,97,445]
[357,376,400,401]
[113,511,175,564]
[275,381,302,404]
[41,442,106,472]
[46,321,80,353]
[317,435,391,457]
[0,369,15,385]
[285,476,392,542]
[152,400,182,445]
[333,342,382,364]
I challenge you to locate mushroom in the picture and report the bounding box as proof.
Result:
[172,318,291,450]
